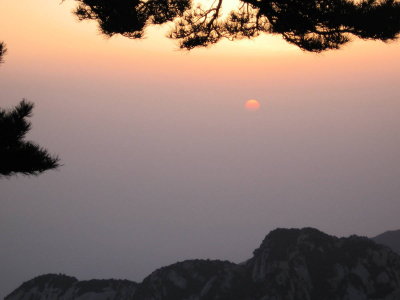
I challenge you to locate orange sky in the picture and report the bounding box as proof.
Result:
[1,0,399,81]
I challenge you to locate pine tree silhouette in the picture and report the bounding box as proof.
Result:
[0,100,60,177]
[0,41,6,64]
[71,0,400,52]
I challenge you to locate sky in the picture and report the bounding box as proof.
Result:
[1,0,400,297]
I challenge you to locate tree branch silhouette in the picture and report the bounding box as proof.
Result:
[0,45,60,177]
[0,100,60,177]
[0,41,6,63]
[70,0,400,52]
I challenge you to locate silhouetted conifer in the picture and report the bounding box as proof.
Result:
[0,42,6,63]
[71,0,400,52]
[0,100,60,177]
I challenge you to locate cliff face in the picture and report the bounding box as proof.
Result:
[7,228,400,300]
[247,228,400,300]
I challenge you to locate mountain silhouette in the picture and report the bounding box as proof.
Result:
[373,229,400,255]
[6,228,400,300]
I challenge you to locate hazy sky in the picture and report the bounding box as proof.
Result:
[1,0,400,297]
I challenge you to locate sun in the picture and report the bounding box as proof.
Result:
[245,99,261,111]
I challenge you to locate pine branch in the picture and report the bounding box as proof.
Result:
[0,41,6,64]
[0,100,60,177]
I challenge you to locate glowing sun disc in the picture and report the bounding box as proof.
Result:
[245,99,261,111]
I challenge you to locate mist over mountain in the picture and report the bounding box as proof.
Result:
[6,227,400,300]
[373,230,400,255]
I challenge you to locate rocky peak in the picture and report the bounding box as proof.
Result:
[252,228,334,260]
[247,228,400,299]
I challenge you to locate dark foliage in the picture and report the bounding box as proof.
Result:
[0,100,60,177]
[0,41,6,63]
[71,0,400,52]
[72,0,191,38]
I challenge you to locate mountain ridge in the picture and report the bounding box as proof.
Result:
[6,227,400,300]
[373,229,400,255]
